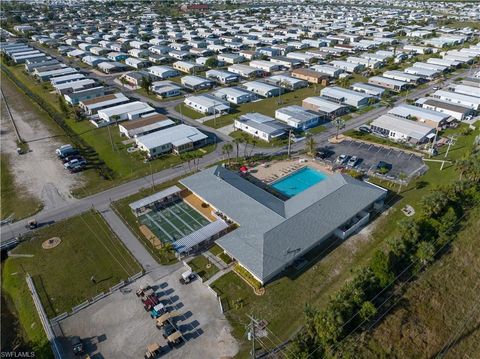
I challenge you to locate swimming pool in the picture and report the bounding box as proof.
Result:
[271,167,328,197]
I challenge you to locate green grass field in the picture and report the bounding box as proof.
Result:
[211,121,480,358]
[203,85,324,129]
[174,103,205,120]
[1,154,43,220]
[4,210,141,318]
[188,255,220,281]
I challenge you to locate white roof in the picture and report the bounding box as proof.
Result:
[81,93,129,110]
[136,124,208,150]
[388,104,449,123]
[98,101,154,117]
[371,114,434,140]
[303,96,346,112]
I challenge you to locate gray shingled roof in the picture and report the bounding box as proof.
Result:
[179,165,386,282]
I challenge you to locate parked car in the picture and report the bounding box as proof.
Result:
[179,270,195,285]
[150,303,166,318]
[64,157,87,170]
[62,154,82,164]
[376,161,392,173]
[358,126,371,133]
[71,336,84,355]
[56,144,78,158]
[335,154,349,164]
[315,148,334,159]
[143,294,160,311]
[347,156,358,167]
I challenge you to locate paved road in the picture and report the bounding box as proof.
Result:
[1,44,471,246]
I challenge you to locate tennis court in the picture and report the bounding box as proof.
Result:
[138,201,211,244]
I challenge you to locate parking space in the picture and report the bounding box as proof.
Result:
[56,266,238,359]
[321,140,425,178]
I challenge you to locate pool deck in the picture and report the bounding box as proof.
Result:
[250,158,334,183]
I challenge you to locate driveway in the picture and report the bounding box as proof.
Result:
[56,266,238,359]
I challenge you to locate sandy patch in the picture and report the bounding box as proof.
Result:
[1,81,82,210]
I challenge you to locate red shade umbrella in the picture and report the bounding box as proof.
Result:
[240,165,248,173]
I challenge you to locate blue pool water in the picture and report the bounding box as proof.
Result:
[271,167,328,197]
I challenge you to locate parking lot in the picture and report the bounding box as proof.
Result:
[56,266,238,359]
[322,140,426,178]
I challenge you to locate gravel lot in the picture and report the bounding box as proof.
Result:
[1,80,81,210]
[56,266,238,359]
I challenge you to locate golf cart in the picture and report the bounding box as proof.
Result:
[156,312,179,329]
[71,336,84,355]
[145,342,162,359]
[143,294,160,311]
[136,284,153,297]
[150,303,166,318]
[179,270,195,285]
[167,331,183,347]
[25,219,38,230]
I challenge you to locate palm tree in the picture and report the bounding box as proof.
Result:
[233,137,243,162]
[380,95,395,108]
[248,138,257,158]
[332,118,346,139]
[160,242,175,258]
[222,143,233,164]
[337,76,350,88]
[305,133,316,156]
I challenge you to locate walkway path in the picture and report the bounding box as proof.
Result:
[203,266,234,286]
[203,250,228,270]
[100,207,160,273]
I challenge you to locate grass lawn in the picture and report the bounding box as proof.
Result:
[188,255,220,281]
[229,130,288,148]
[174,103,205,120]
[219,252,234,265]
[111,179,188,265]
[137,87,184,102]
[211,122,480,358]
[209,243,224,256]
[203,85,323,129]
[5,210,141,318]
[1,154,43,221]
[1,63,63,114]
[304,125,327,135]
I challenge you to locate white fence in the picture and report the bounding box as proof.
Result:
[26,274,63,359]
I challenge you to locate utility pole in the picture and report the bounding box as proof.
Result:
[149,161,155,190]
[287,129,292,158]
[107,124,114,151]
[247,314,258,359]
[445,135,457,158]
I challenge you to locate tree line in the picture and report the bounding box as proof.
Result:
[286,149,480,358]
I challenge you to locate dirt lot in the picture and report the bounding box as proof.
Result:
[1,79,82,211]
[56,266,238,359]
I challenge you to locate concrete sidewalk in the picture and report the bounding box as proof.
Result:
[203,250,228,270]
[100,207,160,273]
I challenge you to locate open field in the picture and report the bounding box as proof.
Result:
[0,154,42,220]
[210,121,480,358]
[203,85,324,129]
[4,210,141,318]
[343,205,480,358]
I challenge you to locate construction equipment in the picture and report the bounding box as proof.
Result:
[71,336,84,356]
[136,285,153,297]
[167,331,182,346]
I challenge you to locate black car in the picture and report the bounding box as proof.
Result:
[376,161,392,173]
[315,148,334,159]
